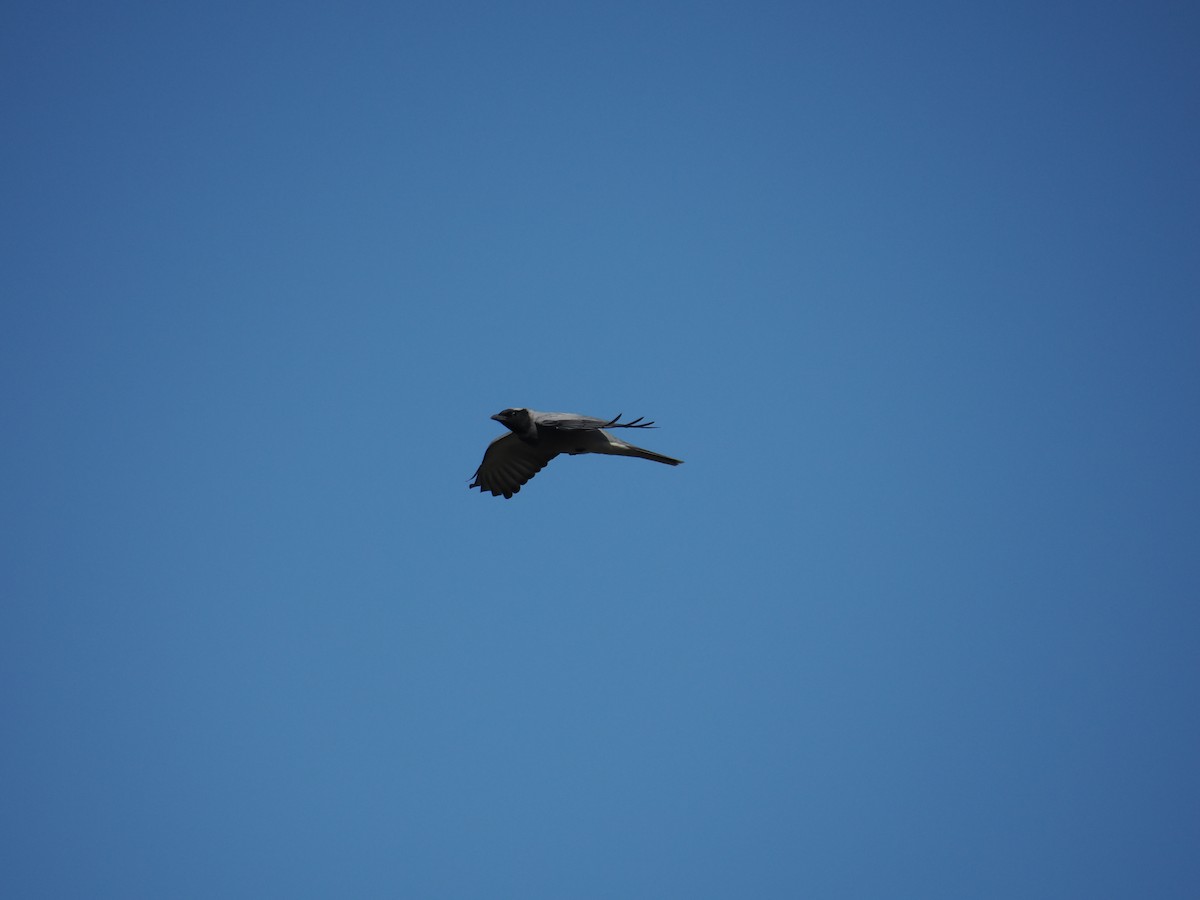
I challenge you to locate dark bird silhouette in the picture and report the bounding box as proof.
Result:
[470,408,683,498]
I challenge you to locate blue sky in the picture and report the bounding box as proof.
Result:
[3,1,1198,897]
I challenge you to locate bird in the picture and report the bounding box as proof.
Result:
[469,408,683,498]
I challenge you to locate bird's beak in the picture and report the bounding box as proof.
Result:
[490,413,503,422]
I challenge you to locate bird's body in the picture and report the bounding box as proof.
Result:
[470,408,682,498]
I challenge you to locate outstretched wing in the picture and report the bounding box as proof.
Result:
[469,433,558,499]
[534,411,657,430]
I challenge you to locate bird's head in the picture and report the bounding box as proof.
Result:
[491,407,536,440]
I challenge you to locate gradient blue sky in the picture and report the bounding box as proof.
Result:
[3,2,1199,897]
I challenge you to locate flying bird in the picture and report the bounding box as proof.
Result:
[470,408,683,498]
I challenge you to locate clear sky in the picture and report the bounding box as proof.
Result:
[3,1,1198,897]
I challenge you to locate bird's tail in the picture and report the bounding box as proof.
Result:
[611,442,684,466]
